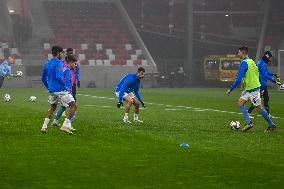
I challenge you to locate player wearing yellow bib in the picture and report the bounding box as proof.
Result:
[226,46,276,132]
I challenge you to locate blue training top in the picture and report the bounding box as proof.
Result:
[63,65,72,93]
[257,58,275,87]
[115,73,142,103]
[41,58,67,93]
[0,60,12,77]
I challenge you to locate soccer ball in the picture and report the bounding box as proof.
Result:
[16,71,23,77]
[29,96,37,102]
[4,94,11,102]
[229,121,241,130]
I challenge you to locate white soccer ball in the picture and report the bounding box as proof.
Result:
[29,96,37,102]
[16,70,23,77]
[4,94,11,102]
[230,121,241,130]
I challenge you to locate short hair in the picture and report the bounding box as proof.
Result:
[66,48,73,54]
[137,67,145,73]
[264,51,272,58]
[66,55,77,62]
[51,46,63,56]
[239,46,249,54]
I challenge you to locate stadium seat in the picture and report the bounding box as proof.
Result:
[103,59,111,66]
[89,59,96,66]
[43,43,50,50]
[96,60,103,66]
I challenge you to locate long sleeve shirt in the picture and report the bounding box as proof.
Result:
[0,60,12,77]
[41,58,67,92]
[257,58,275,87]
[115,73,142,103]
[229,57,249,92]
[63,66,72,92]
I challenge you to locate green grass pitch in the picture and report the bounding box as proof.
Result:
[0,88,284,188]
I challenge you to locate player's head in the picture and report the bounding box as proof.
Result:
[67,55,77,69]
[51,46,64,60]
[65,48,74,61]
[136,67,145,79]
[238,46,248,59]
[7,56,14,64]
[262,51,273,63]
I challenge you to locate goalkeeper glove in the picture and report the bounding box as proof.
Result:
[77,80,80,88]
[273,74,279,78]
[141,101,145,108]
[276,77,281,83]
[117,102,123,108]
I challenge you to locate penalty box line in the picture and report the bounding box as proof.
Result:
[78,93,284,120]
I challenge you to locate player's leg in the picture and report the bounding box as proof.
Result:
[123,94,133,123]
[132,97,143,123]
[52,106,66,126]
[41,104,57,133]
[238,91,253,132]
[41,94,58,133]
[0,76,4,88]
[60,92,77,134]
[254,97,275,132]
[72,84,77,101]
[262,87,270,115]
[249,90,275,132]
[247,104,255,114]
[70,111,76,123]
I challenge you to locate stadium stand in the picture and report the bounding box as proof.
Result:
[42,0,148,66]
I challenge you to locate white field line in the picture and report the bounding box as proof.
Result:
[78,93,284,120]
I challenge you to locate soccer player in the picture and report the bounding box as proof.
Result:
[226,46,276,132]
[64,48,80,100]
[41,46,77,134]
[52,55,77,129]
[248,51,281,116]
[115,67,146,123]
[0,54,14,88]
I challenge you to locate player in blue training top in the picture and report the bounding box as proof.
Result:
[227,46,276,132]
[52,55,77,130]
[41,46,77,134]
[248,51,281,116]
[0,54,14,88]
[115,67,146,124]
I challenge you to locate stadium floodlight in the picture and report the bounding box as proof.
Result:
[278,50,284,91]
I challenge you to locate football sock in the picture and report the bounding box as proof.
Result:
[63,118,71,128]
[240,105,251,124]
[124,113,129,120]
[134,113,138,120]
[260,108,274,126]
[55,107,66,120]
[70,112,76,123]
[43,118,50,128]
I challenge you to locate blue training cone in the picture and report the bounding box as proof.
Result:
[180,143,189,147]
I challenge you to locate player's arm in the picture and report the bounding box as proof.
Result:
[65,70,72,93]
[134,86,145,108]
[75,66,80,88]
[228,61,248,94]
[261,63,277,84]
[41,64,48,89]
[6,65,12,76]
[118,80,130,103]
